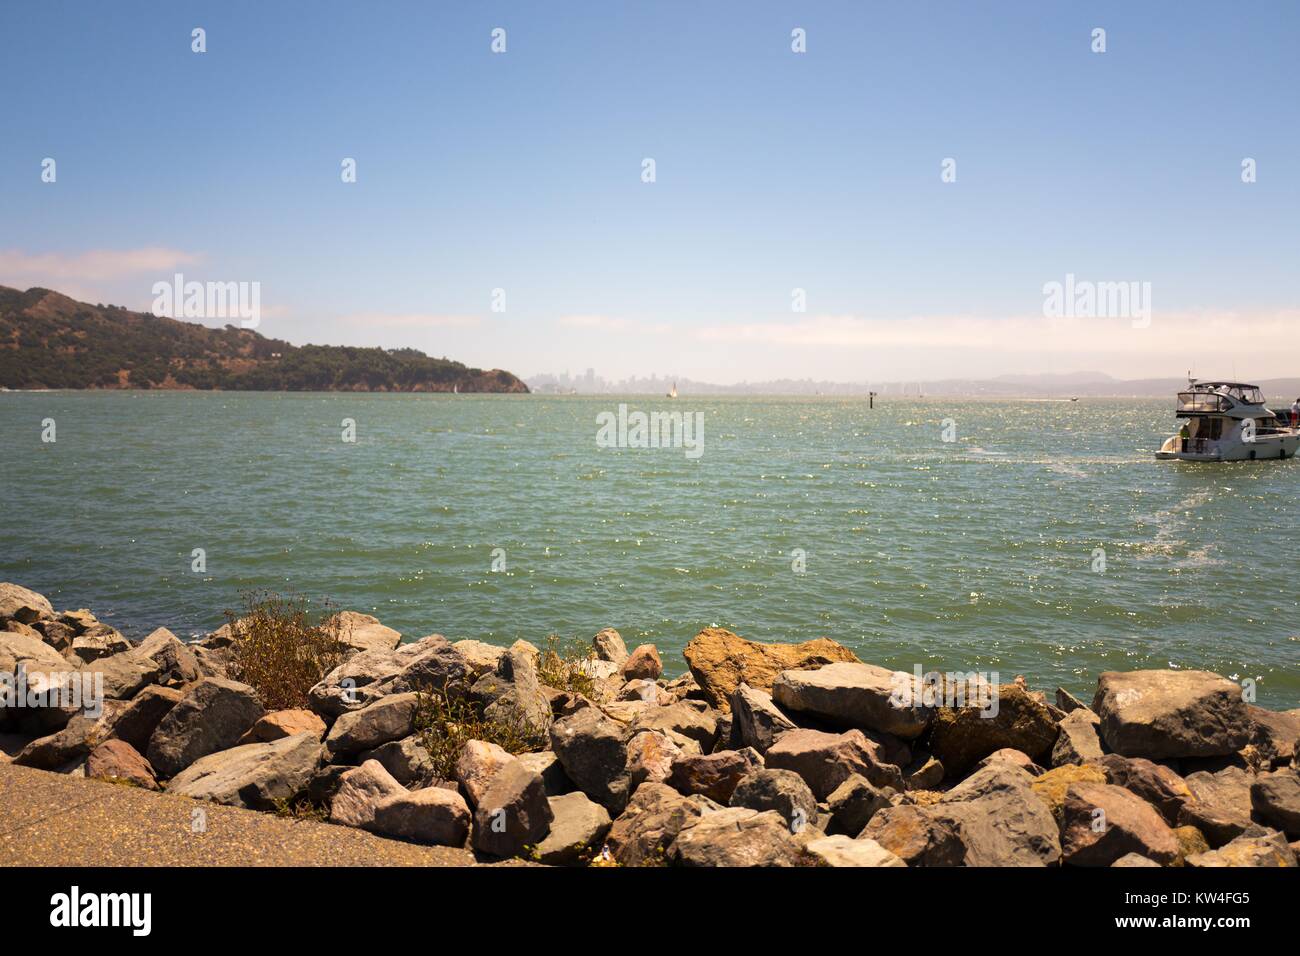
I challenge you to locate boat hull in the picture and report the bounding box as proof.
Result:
[1155,433,1300,461]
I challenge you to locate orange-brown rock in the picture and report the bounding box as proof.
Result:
[682,628,858,712]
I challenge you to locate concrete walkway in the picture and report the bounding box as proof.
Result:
[0,763,478,866]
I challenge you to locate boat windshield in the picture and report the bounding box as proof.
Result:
[1223,385,1265,404]
[1177,391,1232,413]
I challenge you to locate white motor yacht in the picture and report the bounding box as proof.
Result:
[1156,381,1299,461]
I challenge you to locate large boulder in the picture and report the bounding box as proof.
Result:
[625,730,687,791]
[308,636,470,718]
[1250,770,1300,835]
[1059,781,1180,866]
[85,739,158,790]
[1177,767,1254,846]
[80,651,161,700]
[471,760,553,858]
[165,732,322,810]
[621,644,662,681]
[1051,708,1104,766]
[730,683,797,753]
[771,662,931,739]
[592,628,629,665]
[239,709,326,744]
[105,686,183,753]
[13,702,127,770]
[329,759,407,828]
[1092,670,1250,759]
[0,630,71,676]
[370,786,471,847]
[805,835,905,867]
[455,739,517,807]
[329,611,402,655]
[765,728,903,798]
[1246,706,1300,768]
[1186,828,1297,867]
[683,627,858,711]
[605,782,711,866]
[128,628,199,685]
[534,791,612,866]
[324,692,419,758]
[518,751,573,796]
[667,748,763,804]
[930,762,1062,866]
[0,583,54,623]
[729,768,818,833]
[359,735,435,788]
[550,707,631,813]
[483,645,553,736]
[1029,763,1108,819]
[668,807,810,866]
[1095,753,1195,827]
[627,702,718,751]
[825,773,893,836]
[146,678,265,779]
[927,682,1058,775]
[861,804,965,866]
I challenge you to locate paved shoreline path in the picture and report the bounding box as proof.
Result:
[0,764,477,866]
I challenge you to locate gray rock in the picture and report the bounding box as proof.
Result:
[0,583,54,623]
[825,773,893,836]
[0,630,70,675]
[369,786,471,846]
[165,732,322,809]
[930,762,1062,866]
[1186,828,1298,867]
[324,692,419,758]
[80,651,161,700]
[666,747,764,804]
[1178,766,1254,846]
[1246,705,1300,768]
[1051,708,1104,766]
[329,759,407,828]
[550,707,631,813]
[1250,769,1300,835]
[483,646,552,736]
[805,834,905,867]
[534,791,612,865]
[772,662,931,739]
[1096,753,1195,827]
[105,686,183,753]
[669,806,809,866]
[1060,781,1180,866]
[129,627,199,685]
[68,624,131,663]
[729,768,818,833]
[328,611,402,655]
[359,734,436,787]
[1055,687,1087,713]
[765,728,903,798]
[1112,853,1161,867]
[13,702,126,770]
[146,678,265,779]
[454,739,517,807]
[517,750,573,796]
[308,636,469,718]
[1093,670,1251,760]
[627,701,718,751]
[471,760,554,857]
[605,781,710,866]
[592,628,628,665]
[730,683,797,753]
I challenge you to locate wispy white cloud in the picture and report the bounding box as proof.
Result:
[557,314,672,334]
[340,312,480,329]
[0,247,202,283]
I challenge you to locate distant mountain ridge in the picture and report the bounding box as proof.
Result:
[0,286,528,392]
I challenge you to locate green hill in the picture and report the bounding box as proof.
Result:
[0,286,528,393]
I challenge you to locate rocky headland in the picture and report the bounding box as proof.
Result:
[2,582,1298,868]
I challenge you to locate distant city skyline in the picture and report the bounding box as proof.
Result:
[3,2,1296,384]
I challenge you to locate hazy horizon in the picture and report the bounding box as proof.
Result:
[3,1,1297,384]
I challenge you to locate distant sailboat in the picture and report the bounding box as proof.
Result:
[452,384,458,394]
[667,382,678,399]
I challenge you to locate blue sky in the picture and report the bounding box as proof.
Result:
[2,1,1297,383]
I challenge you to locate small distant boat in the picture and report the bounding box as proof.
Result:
[1070,397,1079,402]
[452,384,458,394]
[1156,381,1299,461]
[667,382,678,399]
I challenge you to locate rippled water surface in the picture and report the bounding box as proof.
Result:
[2,392,1297,707]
